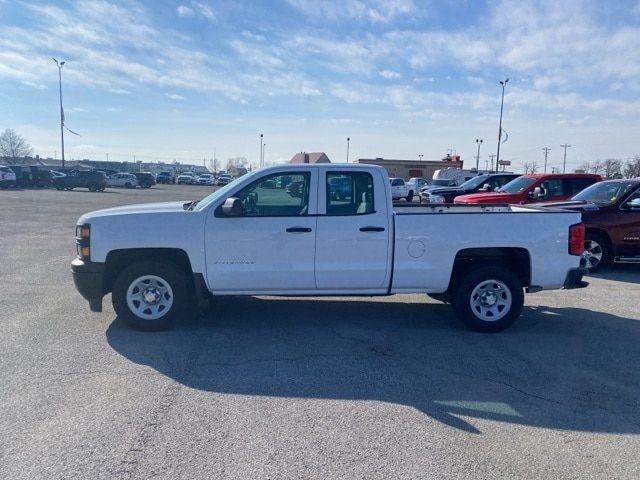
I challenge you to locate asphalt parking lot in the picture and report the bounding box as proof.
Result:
[1,184,639,479]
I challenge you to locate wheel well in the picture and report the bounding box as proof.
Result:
[586,228,612,246]
[102,248,194,294]
[448,247,531,291]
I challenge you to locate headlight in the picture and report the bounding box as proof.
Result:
[429,195,445,203]
[75,223,91,260]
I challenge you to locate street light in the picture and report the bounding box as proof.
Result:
[52,58,66,169]
[418,154,424,161]
[495,78,509,172]
[475,139,483,170]
[262,143,266,166]
[346,137,350,163]
[259,133,263,168]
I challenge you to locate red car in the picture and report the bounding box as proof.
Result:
[454,173,602,204]
[542,179,640,270]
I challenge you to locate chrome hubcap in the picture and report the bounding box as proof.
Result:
[580,240,603,269]
[470,279,512,322]
[126,275,174,321]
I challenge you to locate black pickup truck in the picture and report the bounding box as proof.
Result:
[53,170,108,192]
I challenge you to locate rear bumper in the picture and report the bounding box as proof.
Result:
[71,258,105,311]
[563,267,589,289]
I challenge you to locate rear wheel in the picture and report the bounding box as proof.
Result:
[451,266,524,332]
[112,261,191,331]
[406,190,414,202]
[88,183,97,192]
[125,182,133,188]
[580,232,611,272]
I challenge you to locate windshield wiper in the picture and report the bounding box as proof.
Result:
[183,200,199,211]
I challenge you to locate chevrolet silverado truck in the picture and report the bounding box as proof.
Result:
[71,164,587,333]
[542,178,640,271]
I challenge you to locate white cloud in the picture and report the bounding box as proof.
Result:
[177,2,215,20]
[165,93,185,100]
[379,70,401,79]
[286,0,415,23]
[108,88,131,95]
[177,5,193,17]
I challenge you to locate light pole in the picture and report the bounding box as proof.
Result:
[262,143,266,166]
[560,144,571,173]
[418,154,423,161]
[259,133,263,168]
[52,58,66,169]
[475,138,483,170]
[495,78,509,172]
[346,137,350,163]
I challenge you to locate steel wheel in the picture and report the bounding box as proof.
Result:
[469,279,512,322]
[126,275,174,321]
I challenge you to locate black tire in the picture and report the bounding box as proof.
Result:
[88,183,97,192]
[406,191,414,202]
[125,182,132,188]
[451,266,524,332]
[112,260,192,331]
[55,186,63,191]
[581,232,612,272]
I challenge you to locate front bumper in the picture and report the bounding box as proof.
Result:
[71,258,105,311]
[563,267,589,289]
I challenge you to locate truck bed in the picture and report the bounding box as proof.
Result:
[393,203,552,214]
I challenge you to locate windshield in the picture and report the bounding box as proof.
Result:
[458,175,490,190]
[498,176,536,193]
[571,181,636,205]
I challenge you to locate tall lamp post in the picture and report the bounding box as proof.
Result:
[346,137,350,163]
[52,58,66,169]
[262,143,266,166]
[495,78,509,172]
[418,154,423,161]
[560,144,571,173]
[259,133,264,168]
[475,138,483,170]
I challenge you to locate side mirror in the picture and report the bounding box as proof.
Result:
[532,187,546,199]
[480,183,491,191]
[221,197,244,216]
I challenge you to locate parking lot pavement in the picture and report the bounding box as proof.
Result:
[1,185,640,479]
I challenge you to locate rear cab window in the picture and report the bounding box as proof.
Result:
[326,171,375,215]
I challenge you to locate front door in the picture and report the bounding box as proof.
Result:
[206,170,318,292]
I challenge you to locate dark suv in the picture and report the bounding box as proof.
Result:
[133,172,156,188]
[543,179,640,271]
[53,170,108,192]
[156,171,176,184]
[421,173,521,203]
[8,165,33,188]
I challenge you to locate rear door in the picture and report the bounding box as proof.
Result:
[315,169,391,291]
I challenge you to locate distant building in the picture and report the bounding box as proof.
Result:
[356,156,464,180]
[289,152,331,164]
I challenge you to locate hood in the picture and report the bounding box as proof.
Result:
[537,200,599,211]
[455,192,517,204]
[425,186,464,196]
[78,201,190,222]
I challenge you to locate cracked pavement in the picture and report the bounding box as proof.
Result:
[1,185,640,479]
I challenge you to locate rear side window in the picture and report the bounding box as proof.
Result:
[327,172,374,215]
[391,178,404,186]
[564,178,597,196]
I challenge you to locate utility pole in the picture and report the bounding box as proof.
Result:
[346,137,350,163]
[560,144,571,173]
[475,138,483,170]
[495,78,509,172]
[52,58,66,169]
[488,154,496,172]
[542,147,551,173]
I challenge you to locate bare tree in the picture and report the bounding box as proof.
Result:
[522,161,539,174]
[0,129,34,160]
[590,159,603,175]
[225,156,248,171]
[578,160,591,173]
[623,156,640,178]
[602,158,623,179]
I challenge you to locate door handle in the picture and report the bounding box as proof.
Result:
[360,226,385,232]
[286,227,312,233]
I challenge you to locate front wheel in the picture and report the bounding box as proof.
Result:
[406,191,414,202]
[451,266,524,332]
[112,261,191,331]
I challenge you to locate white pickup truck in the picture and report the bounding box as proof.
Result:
[72,164,587,332]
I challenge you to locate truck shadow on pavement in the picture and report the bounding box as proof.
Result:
[106,298,640,435]
[588,263,640,284]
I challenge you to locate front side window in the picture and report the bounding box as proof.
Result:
[326,171,374,215]
[221,172,310,217]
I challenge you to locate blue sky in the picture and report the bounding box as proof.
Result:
[1,0,640,172]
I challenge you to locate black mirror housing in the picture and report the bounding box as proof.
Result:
[222,197,244,216]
